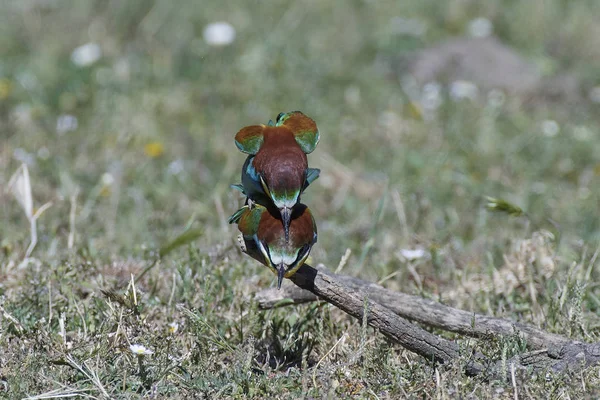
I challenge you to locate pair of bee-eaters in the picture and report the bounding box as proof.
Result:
[229,111,320,289]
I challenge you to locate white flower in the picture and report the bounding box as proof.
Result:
[468,17,493,38]
[130,344,153,356]
[541,120,560,137]
[399,248,426,261]
[56,114,78,135]
[167,159,185,176]
[203,22,236,47]
[168,322,179,334]
[101,172,114,186]
[449,80,478,101]
[71,43,102,67]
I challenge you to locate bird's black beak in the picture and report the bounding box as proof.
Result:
[277,263,286,290]
[282,206,291,243]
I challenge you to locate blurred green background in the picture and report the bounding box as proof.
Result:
[2,0,600,397]
[3,0,600,270]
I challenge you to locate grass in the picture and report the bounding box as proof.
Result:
[2,0,600,397]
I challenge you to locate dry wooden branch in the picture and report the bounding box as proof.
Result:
[286,263,485,375]
[257,264,568,350]
[267,263,600,377]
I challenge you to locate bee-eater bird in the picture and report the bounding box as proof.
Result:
[233,111,320,243]
[228,202,317,289]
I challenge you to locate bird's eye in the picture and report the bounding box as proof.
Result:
[276,112,285,123]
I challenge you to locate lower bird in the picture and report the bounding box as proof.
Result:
[228,202,317,289]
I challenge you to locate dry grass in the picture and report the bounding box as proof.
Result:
[2,0,600,398]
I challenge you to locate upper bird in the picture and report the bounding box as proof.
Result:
[233,111,320,242]
[228,202,317,289]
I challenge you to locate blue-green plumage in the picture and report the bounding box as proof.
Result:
[229,203,317,289]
